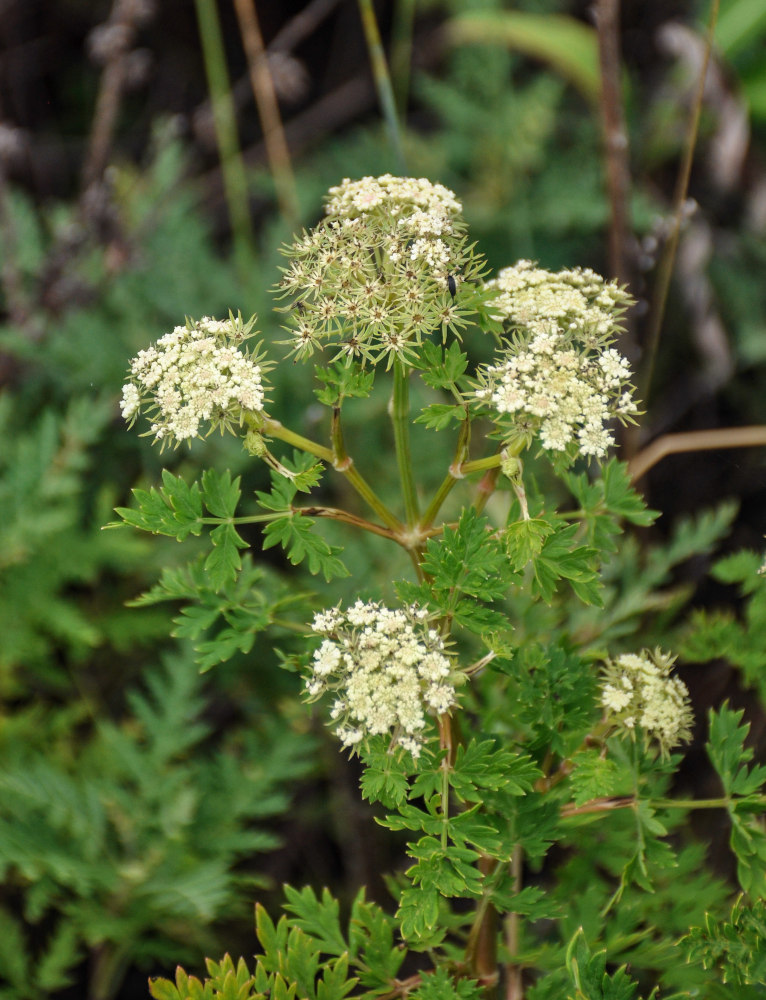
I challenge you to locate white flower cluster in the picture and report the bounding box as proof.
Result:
[601,648,693,753]
[307,600,458,758]
[475,262,638,458]
[121,314,267,447]
[325,174,462,221]
[277,176,483,364]
[485,259,630,337]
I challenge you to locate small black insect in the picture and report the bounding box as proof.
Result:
[447,273,457,299]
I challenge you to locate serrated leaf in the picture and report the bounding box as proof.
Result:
[509,520,601,605]
[282,886,348,958]
[314,363,375,406]
[449,740,538,802]
[149,975,184,1000]
[256,906,288,969]
[707,704,757,798]
[569,750,619,807]
[413,403,466,430]
[262,514,349,582]
[397,886,442,944]
[504,518,552,570]
[201,469,241,519]
[420,508,511,614]
[206,523,247,590]
[565,928,640,1000]
[359,747,411,807]
[36,920,80,991]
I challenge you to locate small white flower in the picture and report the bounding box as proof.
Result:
[475,262,638,459]
[277,175,478,366]
[600,648,693,753]
[306,600,458,757]
[120,383,140,420]
[122,315,268,448]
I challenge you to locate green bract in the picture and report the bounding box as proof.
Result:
[275,175,490,366]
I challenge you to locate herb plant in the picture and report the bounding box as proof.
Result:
[116,175,766,999]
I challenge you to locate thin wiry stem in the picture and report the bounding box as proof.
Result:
[235,505,397,541]
[637,0,720,404]
[232,0,300,228]
[193,0,256,273]
[269,0,342,53]
[594,0,633,290]
[628,425,766,482]
[82,0,151,190]
[357,0,407,173]
[391,0,417,118]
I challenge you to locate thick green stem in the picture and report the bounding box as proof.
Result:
[392,360,420,527]
[330,405,351,469]
[258,415,403,533]
[422,437,526,528]
[461,452,504,476]
[391,0,416,118]
[259,416,334,463]
[193,0,255,277]
[420,416,471,530]
[344,465,404,534]
[357,0,407,173]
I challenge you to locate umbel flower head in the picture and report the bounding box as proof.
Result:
[600,648,693,754]
[307,600,458,758]
[121,314,269,448]
[276,175,487,365]
[475,261,639,459]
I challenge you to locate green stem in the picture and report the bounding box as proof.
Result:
[461,452,504,476]
[438,712,456,850]
[234,507,397,540]
[330,405,351,469]
[193,0,256,277]
[260,416,335,463]
[422,438,525,528]
[391,0,416,118]
[269,617,314,634]
[256,414,404,533]
[357,0,407,173]
[392,360,420,527]
[657,796,745,811]
[262,417,402,532]
[420,416,471,530]
[344,466,404,534]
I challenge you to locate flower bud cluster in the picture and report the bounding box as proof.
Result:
[121,314,268,447]
[307,600,458,758]
[475,261,638,458]
[600,648,693,753]
[277,175,484,365]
